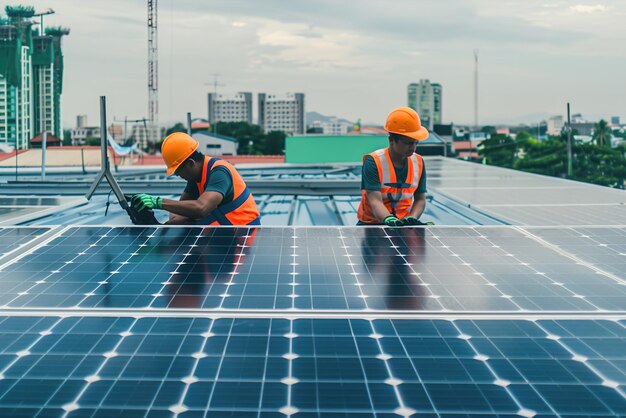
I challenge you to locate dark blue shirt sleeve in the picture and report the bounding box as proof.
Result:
[416,159,427,194]
[361,156,381,191]
[183,180,197,197]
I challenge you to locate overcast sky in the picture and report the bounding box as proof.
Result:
[6,0,625,127]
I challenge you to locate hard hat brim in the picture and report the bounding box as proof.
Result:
[166,164,178,177]
[388,126,430,141]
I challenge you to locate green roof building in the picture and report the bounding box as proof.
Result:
[286,133,449,164]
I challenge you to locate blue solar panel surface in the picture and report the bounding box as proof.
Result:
[0,226,624,312]
[0,226,624,417]
[0,316,624,417]
[0,227,50,257]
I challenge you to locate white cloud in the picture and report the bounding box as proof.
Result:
[232,21,247,28]
[254,21,375,71]
[570,4,608,13]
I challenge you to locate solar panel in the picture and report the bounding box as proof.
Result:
[427,158,626,226]
[0,226,624,312]
[0,225,624,416]
[0,316,624,416]
[0,227,50,258]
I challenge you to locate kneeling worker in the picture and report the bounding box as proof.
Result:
[357,107,430,226]
[132,132,260,225]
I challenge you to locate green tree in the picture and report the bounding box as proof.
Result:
[264,131,286,155]
[571,143,626,188]
[63,129,72,146]
[481,125,497,135]
[592,119,612,147]
[214,122,265,154]
[477,133,516,168]
[165,122,187,136]
[514,137,566,177]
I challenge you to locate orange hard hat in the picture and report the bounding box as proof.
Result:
[161,132,199,176]
[384,107,429,141]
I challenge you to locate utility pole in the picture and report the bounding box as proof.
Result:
[206,74,225,136]
[33,8,55,181]
[147,0,159,148]
[474,50,479,130]
[567,103,573,177]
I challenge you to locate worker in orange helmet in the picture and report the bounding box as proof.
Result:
[131,132,260,226]
[357,107,431,226]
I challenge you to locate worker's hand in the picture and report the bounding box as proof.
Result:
[131,193,163,212]
[401,216,421,226]
[383,215,403,227]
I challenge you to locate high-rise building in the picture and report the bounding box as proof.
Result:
[0,6,68,149]
[258,93,305,135]
[547,115,564,135]
[407,79,442,130]
[76,114,88,128]
[207,92,253,125]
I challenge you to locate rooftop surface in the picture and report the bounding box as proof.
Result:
[0,156,624,417]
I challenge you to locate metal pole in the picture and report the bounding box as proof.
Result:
[567,102,573,177]
[81,148,86,175]
[474,50,479,129]
[100,96,108,172]
[187,112,192,135]
[41,131,47,180]
[14,147,18,181]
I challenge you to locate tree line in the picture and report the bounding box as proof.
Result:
[477,121,626,189]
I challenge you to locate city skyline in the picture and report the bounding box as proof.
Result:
[13,0,626,128]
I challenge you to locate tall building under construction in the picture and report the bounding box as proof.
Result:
[0,6,69,149]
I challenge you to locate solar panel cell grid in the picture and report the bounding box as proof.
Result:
[0,224,624,416]
[0,317,624,416]
[0,227,50,257]
[0,226,624,313]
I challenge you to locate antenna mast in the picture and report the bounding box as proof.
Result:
[474,49,479,129]
[147,0,158,147]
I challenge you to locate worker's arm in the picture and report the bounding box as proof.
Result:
[166,191,194,225]
[409,192,427,219]
[365,190,394,223]
[132,191,223,220]
[161,191,223,219]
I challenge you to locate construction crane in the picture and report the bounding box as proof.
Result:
[147,0,158,148]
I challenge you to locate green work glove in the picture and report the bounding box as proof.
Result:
[402,216,421,226]
[383,215,403,227]
[131,193,163,212]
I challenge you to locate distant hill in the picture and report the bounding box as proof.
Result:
[306,111,353,125]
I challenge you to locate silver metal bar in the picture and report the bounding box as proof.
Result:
[0,307,622,321]
[41,131,46,180]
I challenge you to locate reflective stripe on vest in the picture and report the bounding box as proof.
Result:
[357,148,423,224]
[195,156,261,226]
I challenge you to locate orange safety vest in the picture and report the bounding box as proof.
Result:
[357,148,424,224]
[195,156,260,226]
